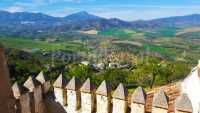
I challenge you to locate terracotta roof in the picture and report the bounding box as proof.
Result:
[96,80,112,96]
[80,78,95,93]
[132,86,146,104]
[112,83,128,100]
[53,74,67,88]
[175,93,193,112]
[65,77,81,91]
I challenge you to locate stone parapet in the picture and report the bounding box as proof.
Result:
[11,76,194,113]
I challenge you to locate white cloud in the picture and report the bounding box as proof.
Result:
[4,6,24,12]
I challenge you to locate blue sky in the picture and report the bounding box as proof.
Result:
[0,0,200,21]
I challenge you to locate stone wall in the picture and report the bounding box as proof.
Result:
[11,74,194,113]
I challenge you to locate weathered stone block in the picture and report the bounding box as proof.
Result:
[66,90,81,113]
[96,95,111,113]
[53,74,68,106]
[175,93,192,113]
[19,93,32,113]
[112,98,127,113]
[36,71,51,94]
[112,83,128,113]
[152,107,168,113]
[131,86,146,113]
[96,80,111,113]
[80,78,95,113]
[81,93,95,113]
[65,77,81,113]
[131,103,145,113]
[54,88,65,106]
[33,86,44,113]
[152,90,168,113]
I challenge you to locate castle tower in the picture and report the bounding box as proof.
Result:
[65,77,81,113]
[0,45,15,113]
[175,93,193,113]
[53,74,68,106]
[24,76,44,113]
[152,90,168,113]
[80,78,95,113]
[36,71,50,94]
[112,83,128,113]
[96,80,112,113]
[131,86,146,113]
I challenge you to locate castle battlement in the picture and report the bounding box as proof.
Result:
[11,71,195,113]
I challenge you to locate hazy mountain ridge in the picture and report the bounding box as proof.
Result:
[0,10,200,37]
[132,14,200,29]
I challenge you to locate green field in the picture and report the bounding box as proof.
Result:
[1,26,200,88]
[0,37,87,52]
[99,28,138,39]
[143,43,177,59]
[144,27,177,38]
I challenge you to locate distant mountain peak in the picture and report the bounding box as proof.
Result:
[64,11,103,21]
[76,11,90,15]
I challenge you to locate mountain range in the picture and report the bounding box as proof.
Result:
[0,10,200,37]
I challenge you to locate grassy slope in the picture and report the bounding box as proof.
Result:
[143,42,177,59]
[176,27,200,36]
[1,27,199,64]
[144,27,177,38]
[98,28,138,39]
[0,37,86,52]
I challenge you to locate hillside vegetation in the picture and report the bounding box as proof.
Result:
[0,11,200,89]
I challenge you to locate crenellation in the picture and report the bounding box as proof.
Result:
[53,74,68,106]
[12,82,27,113]
[36,71,51,94]
[23,76,44,113]
[175,93,193,113]
[152,90,168,113]
[65,77,81,113]
[9,76,200,113]
[12,82,26,100]
[131,86,146,113]
[32,85,44,113]
[96,80,111,113]
[80,78,96,113]
[9,60,200,113]
[19,93,32,113]
[112,83,128,113]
